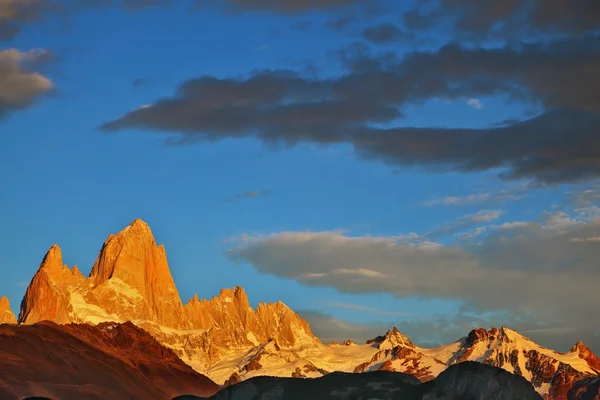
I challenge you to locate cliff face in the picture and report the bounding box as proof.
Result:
[17,219,320,374]
[18,244,85,325]
[88,219,187,328]
[0,296,16,324]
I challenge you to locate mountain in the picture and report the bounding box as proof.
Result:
[0,320,219,400]
[9,219,600,399]
[19,219,187,327]
[349,326,600,399]
[17,219,320,377]
[177,362,542,400]
[0,296,16,324]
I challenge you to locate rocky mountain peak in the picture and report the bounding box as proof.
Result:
[464,326,513,348]
[0,296,16,324]
[378,326,413,350]
[87,219,186,328]
[39,244,65,273]
[570,341,600,370]
[216,286,250,306]
[19,244,86,325]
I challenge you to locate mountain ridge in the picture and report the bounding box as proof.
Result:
[3,218,599,399]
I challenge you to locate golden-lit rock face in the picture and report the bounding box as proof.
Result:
[0,296,16,324]
[17,218,320,372]
[87,219,188,328]
[184,286,317,349]
[19,220,187,328]
[19,244,85,325]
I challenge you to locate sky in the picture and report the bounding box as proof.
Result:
[1,0,600,353]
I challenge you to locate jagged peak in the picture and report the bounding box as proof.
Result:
[39,244,63,271]
[213,286,249,306]
[570,341,591,353]
[379,326,413,350]
[0,296,11,309]
[115,218,155,242]
[1,296,17,324]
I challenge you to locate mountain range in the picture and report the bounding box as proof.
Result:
[1,219,599,400]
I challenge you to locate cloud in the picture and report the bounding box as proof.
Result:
[421,186,526,207]
[99,36,600,184]
[299,308,600,353]
[466,98,483,109]
[0,0,61,40]
[228,206,600,349]
[297,310,389,343]
[0,48,54,119]
[0,0,173,40]
[427,209,504,238]
[208,0,377,13]
[361,23,415,44]
[404,0,600,37]
[318,301,412,316]
[222,190,271,203]
[422,193,491,207]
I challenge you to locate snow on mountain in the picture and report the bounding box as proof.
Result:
[7,219,600,399]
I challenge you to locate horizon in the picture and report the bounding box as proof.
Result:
[2,0,600,358]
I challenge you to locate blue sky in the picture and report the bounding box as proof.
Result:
[1,0,600,352]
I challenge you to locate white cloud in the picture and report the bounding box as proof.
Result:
[422,193,491,207]
[229,207,600,346]
[467,98,484,110]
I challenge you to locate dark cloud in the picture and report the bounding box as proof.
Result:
[100,36,600,184]
[0,0,172,41]
[0,0,62,40]
[353,109,600,184]
[206,0,369,13]
[0,49,54,119]
[362,23,415,44]
[406,0,600,37]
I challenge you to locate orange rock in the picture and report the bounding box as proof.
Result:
[19,244,84,324]
[17,218,320,372]
[0,296,16,324]
[88,219,187,328]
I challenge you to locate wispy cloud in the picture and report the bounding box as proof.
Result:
[318,301,413,316]
[467,98,484,110]
[222,190,271,203]
[427,209,504,237]
[422,193,491,207]
[421,187,525,207]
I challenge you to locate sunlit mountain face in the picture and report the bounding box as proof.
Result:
[1,1,599,399]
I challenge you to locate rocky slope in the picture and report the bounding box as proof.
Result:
[177,362,543,400]
[9,219,600,399]
[0,296,16,324]
[0,320,219,400]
